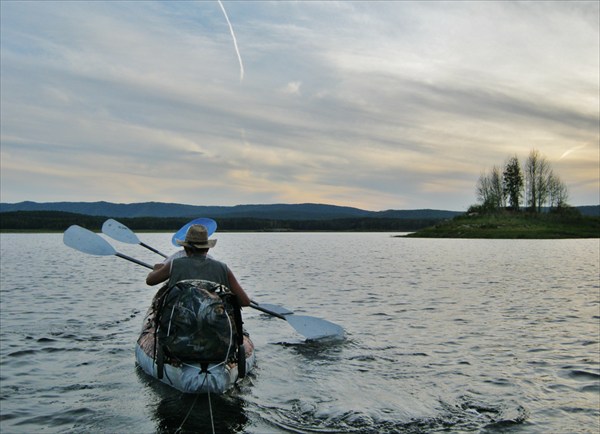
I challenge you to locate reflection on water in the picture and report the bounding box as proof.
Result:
[1,233,598,433]
[136,367,249,433]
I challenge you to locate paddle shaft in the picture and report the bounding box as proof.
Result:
[115,253,153,270]
[140,242,168,258]
[114,225,286,316]
[248,302,286,319]
[113,251,287,319]
[91,222,341,337]
[64,224,343,338]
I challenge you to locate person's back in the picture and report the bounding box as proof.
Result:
[167,255,229,288]
[146,224,250,306]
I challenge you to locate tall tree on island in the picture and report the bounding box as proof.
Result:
[548,172,569,209]
[525,149,551,212]
[503,155,524,211]
[476,166,505,210]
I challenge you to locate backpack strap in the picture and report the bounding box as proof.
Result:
[229,296,246,378]
[151,284,176,380]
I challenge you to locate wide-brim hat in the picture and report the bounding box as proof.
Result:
[176,224,217,249]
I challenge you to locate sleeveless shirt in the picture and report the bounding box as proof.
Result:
[167,255,230,289]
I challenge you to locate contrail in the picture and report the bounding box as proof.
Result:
[218,0,244,82]
[559,143,588,160]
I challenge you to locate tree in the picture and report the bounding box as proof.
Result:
[503,155,523,210]
[476,166,505,210]
[547,172,569,210]
[525,149,551,212]
[490,166,506,209]
[474,149,570,214]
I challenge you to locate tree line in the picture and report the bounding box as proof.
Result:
[0,211,444,232]
[474,149,570,213]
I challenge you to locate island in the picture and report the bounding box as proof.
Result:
[403,209,599,239]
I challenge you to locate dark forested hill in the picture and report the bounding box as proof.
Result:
[0,211,444,232]
[2,202,597,232]
[0,201,463,220]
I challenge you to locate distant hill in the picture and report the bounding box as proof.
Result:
[577,205,600,217]
[0,201,464,220]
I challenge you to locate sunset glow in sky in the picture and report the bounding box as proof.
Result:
[1,1,598,211]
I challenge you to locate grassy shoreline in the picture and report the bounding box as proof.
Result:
[403,211,599,239]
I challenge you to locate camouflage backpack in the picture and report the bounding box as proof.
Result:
[155,279,237,363]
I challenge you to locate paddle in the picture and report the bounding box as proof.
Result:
[102,218,296,317]
[103,217,216,256]
[64,225,154,269]
[172,217,217,247]
[250,301,293,316]
[249,303,344,340]
[102,219,168,258]
[63,225,344,340]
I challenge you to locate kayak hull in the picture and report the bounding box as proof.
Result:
[135,336,255,394]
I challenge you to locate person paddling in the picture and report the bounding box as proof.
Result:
[145,224,250,306]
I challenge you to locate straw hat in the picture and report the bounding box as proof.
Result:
[176,224,217,249]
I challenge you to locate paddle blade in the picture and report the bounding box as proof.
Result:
[63,225,116,256]
[172,217,217,247]
[285,315,345,341]
[254,303,294,316]
[102,219,140,244]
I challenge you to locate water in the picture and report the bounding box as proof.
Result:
[1,232,598,433]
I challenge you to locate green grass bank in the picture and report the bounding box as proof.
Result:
[404,210,600,239]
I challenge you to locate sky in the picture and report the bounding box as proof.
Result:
[1,1,598,211]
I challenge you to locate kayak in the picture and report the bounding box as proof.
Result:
[135,335,255,394]
[135,280,255,394]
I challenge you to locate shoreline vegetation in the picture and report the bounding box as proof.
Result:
[0,209,598,238]
[0,210,440,233]
[403,208,599,239]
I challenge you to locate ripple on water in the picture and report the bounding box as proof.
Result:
[12,407,97,429]
[250,394,531,434]
[567,369,600,381]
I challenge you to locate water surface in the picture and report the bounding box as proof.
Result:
[1,233,598,433]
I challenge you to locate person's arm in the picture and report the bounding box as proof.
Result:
[146,262,171,286]
[227,269,250,306]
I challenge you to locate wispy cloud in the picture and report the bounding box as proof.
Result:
[559,143,590,160]
[0,1,598,209]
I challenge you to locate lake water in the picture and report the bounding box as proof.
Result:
[1,232,598,433]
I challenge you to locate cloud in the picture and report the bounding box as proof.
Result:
[281,81,302,96]
[559,143,590,160]
[1,1,598,209]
